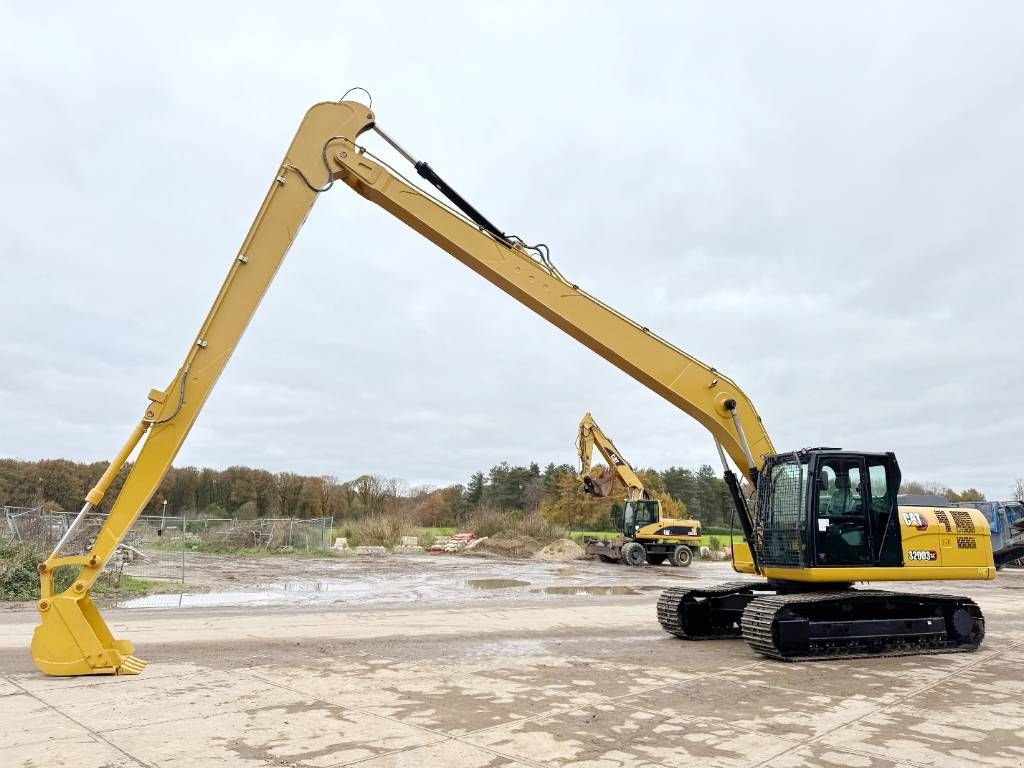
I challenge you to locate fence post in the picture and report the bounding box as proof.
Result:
[180,516,186,587]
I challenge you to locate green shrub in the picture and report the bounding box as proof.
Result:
[502,512,567,543]
[465,507,510,539]
[465,508,567,545]
[336,513,417,548]
[0,541,77,601]
[708,535,722,552]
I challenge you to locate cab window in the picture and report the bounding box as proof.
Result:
[813,456,870,566]
[867,458,901,565]
[867,463,891,514]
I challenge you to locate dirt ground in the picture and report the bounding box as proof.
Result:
[0,554,1022,767]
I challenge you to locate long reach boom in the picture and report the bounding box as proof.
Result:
[33,98,774,676]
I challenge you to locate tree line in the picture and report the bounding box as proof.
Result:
[0,456,1008,531]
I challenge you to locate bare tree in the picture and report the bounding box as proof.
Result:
[318,475,336,517]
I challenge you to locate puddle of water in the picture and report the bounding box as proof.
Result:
[467,579,532,590]
[532,585,642,596]
[275,581,367,593]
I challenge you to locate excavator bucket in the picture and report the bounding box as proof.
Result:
[588,467,619,498]
[31,593,145,676]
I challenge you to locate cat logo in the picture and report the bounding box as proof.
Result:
[907,549,938,562]
[902,511,928,531]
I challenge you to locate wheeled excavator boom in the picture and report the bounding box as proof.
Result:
[577,412,701,566]
[33,97,995,676]
[577,412,649,502]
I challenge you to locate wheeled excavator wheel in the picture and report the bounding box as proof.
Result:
[669,545,693,567]
[621,542,646,566]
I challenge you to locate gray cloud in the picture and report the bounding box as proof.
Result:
[1,2,1020,499]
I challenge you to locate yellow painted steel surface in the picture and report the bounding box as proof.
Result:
[730,507,995,580]
[634,521,702,546]
[331,147,776,475]
[32,101,376,676]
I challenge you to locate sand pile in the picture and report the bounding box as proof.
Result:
[533,538,585,562]
[463,535,542,559]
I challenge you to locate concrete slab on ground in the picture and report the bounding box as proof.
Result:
[1,560,1021,767]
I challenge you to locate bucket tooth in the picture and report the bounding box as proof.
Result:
[117,655,147,675]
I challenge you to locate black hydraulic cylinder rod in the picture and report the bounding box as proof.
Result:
[724,469,760,574]
[414,161,511,245]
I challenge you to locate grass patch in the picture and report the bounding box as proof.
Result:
[92,574,183,597]
[465,509,567,545]
[150,539,343,557]
[333,514,418,548]
[0,541,189,601]
[415,527,456,547]
[498,512,566,543]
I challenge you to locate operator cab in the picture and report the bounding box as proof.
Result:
[622,499,660,535]
[753,449,903,569]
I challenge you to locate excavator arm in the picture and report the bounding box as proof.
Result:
[577,412,648,502]
[33,98,774,676]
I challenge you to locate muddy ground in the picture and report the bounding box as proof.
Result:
[0,554,1022,767]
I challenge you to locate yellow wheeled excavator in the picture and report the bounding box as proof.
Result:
[577,412,701,567]
[32,95,995,676]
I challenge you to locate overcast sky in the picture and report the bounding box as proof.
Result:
[1,2,1021,499]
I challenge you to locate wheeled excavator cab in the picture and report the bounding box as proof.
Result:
[622,499,661,535]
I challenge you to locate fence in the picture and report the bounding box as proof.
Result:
[3,505,186,585]
[2,507,333,588]
[179,516,332,551]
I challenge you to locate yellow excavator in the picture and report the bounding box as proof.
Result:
[577,412,701,567]
[32,95,994,676]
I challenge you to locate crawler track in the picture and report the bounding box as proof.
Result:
[741,590,985,661]
[657,581,761,639]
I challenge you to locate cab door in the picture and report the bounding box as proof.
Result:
[811,455,873,566]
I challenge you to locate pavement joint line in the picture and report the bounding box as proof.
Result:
[8,676,153,768]
[241,668,492,745]
[433,662,764,739]
[242,664,562,768]
[614,699,809,748]
[453,705,649,768]
[613,700,931,768]
[743,639,1024,768]
[328,734,557,768]
[873,637,1024,709]
[241,661,725,764]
